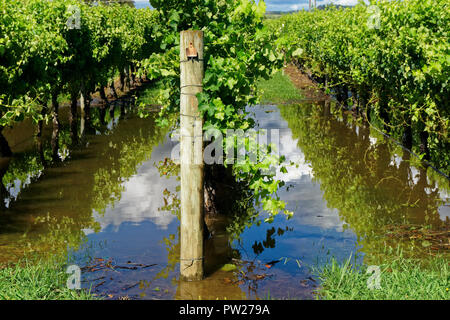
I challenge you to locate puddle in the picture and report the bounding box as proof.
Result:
[0,102,447,299]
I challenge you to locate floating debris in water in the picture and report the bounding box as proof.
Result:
[81,257,157,273]
[385,224,450,254]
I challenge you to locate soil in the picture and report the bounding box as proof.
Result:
[283,63,331,102]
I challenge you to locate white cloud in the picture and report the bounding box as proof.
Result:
[333,0,359,5]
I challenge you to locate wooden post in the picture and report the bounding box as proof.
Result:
[180,30,204,281]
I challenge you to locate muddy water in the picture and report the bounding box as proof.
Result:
[0,102,448,300]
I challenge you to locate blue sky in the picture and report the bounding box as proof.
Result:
[133,0,361,11]
[260,0,360,11]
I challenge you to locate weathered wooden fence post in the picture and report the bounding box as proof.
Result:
[180,30,204,281]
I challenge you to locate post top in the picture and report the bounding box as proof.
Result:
[181,30,204,36]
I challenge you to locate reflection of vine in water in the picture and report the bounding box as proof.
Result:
[157,230,180,287]
[1,126,74,209]
[0,212,100,264]
[91,113,175,216]
[157,157,181,219]
[31,214,98,261]
[0,127,95,261]
[152,157,295,297]
[251,226,293,255]
[152,158,180,284]
[1,153,44,208]
[278,103,449,263]
[0,100,130,211]
[0,104,172,263]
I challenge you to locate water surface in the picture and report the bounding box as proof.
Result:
[0,102,448,299]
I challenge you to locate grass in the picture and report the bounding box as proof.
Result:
[314,255,449,300]
[0,259,97,300]
[136,70,303,107]
[257,70,303,105]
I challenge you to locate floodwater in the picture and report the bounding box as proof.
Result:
[0,100,448,300]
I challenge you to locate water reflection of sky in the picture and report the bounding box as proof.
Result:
[73,134,183,299]
[83,135,179,235]
[73,105,363,299]
[86,107,356,241]
[237,106,361,271]
[72,104,448,299]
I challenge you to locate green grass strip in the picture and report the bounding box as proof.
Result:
[315,256,449,300]
[257,70,303,105]
[0,259,97,300]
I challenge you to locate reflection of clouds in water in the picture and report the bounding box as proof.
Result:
[438,188,450,222]
[249,103,450,261]
[389,155,402,169]
[438,188,449,200]
[251,106,345,232]
[275,130,314,182]
[86,137,179,234]
[248,105,313,181]
[255,105,450,230]
[273,129,345,232]
[439,205,450,222]
[280,179,346,232]
[410,166,420,185]
[249,105,290,130]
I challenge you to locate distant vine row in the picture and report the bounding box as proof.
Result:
[269,0,449,174]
